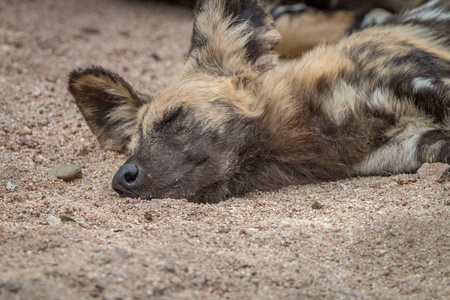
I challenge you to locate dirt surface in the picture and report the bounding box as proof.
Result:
[0,0,449,299]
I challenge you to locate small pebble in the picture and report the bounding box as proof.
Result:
[144,211,153,221]
[46,76,57,83]
[46,214,61,226]
[48,164,83,182]
[369,181,382,189]
[417,163,450,183]
[81,26,101,35]
[20,126,32,135]
[6,181,16,192]
[312,201,323,210]
[32,88,41,97]
[218,226,231,233]
[78,147,90,156]
[59,215,76,223]
[33,155,44,164]
[152,52,162,61]
[116,247,131,259]
[5,279,22,293]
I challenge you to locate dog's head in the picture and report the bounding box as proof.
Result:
[68,0,280,202]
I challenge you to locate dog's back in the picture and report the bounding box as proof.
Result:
[256,0,449,178]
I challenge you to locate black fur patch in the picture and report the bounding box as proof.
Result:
[417,130,450,163]
[189,0,278,74]
[345,40,450,122]
[154,106,185,132]
[189,22,208,53]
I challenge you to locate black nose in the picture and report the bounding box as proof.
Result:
[112,164,141,198]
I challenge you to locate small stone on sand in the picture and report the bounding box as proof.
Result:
[5,279,22,293]
[46,214,61,226]
[417,163,450,183]
[312,201,323,209]
[48,164,82,182]
[6,181,15,192]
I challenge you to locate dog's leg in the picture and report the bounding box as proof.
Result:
[417,129,450,164]
[354,126,449,175]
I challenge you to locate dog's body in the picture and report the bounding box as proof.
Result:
[172,0,433,57]
[69,0,449,202]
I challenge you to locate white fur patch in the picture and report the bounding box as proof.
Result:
[403,8,450,22]
[369,88,395,112]
[353,127,429,175]
[272,4,307,19]
[422,0,443,9]
[411,77,437,92]
[361,8,392,28]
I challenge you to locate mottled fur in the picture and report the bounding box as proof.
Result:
[170,0,431,57]
[69,0,449,202]
[272,0,428,57]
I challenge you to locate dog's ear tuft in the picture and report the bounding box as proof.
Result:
[188,0,280,77]
[68,66,151,152]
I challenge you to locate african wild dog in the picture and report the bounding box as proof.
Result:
[171,0,427,11]
[170,0,431,57]
[69,0,450,202]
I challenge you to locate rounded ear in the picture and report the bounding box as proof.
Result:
[68,66,152,153]
[188,0,280,77]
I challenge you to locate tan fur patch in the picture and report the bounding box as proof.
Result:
[275,10,355,57]
[69,68,144,152]
[189,0,280,77]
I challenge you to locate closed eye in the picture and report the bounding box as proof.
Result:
[156,106,183,130]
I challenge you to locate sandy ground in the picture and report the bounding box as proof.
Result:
[0,0,449,299]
